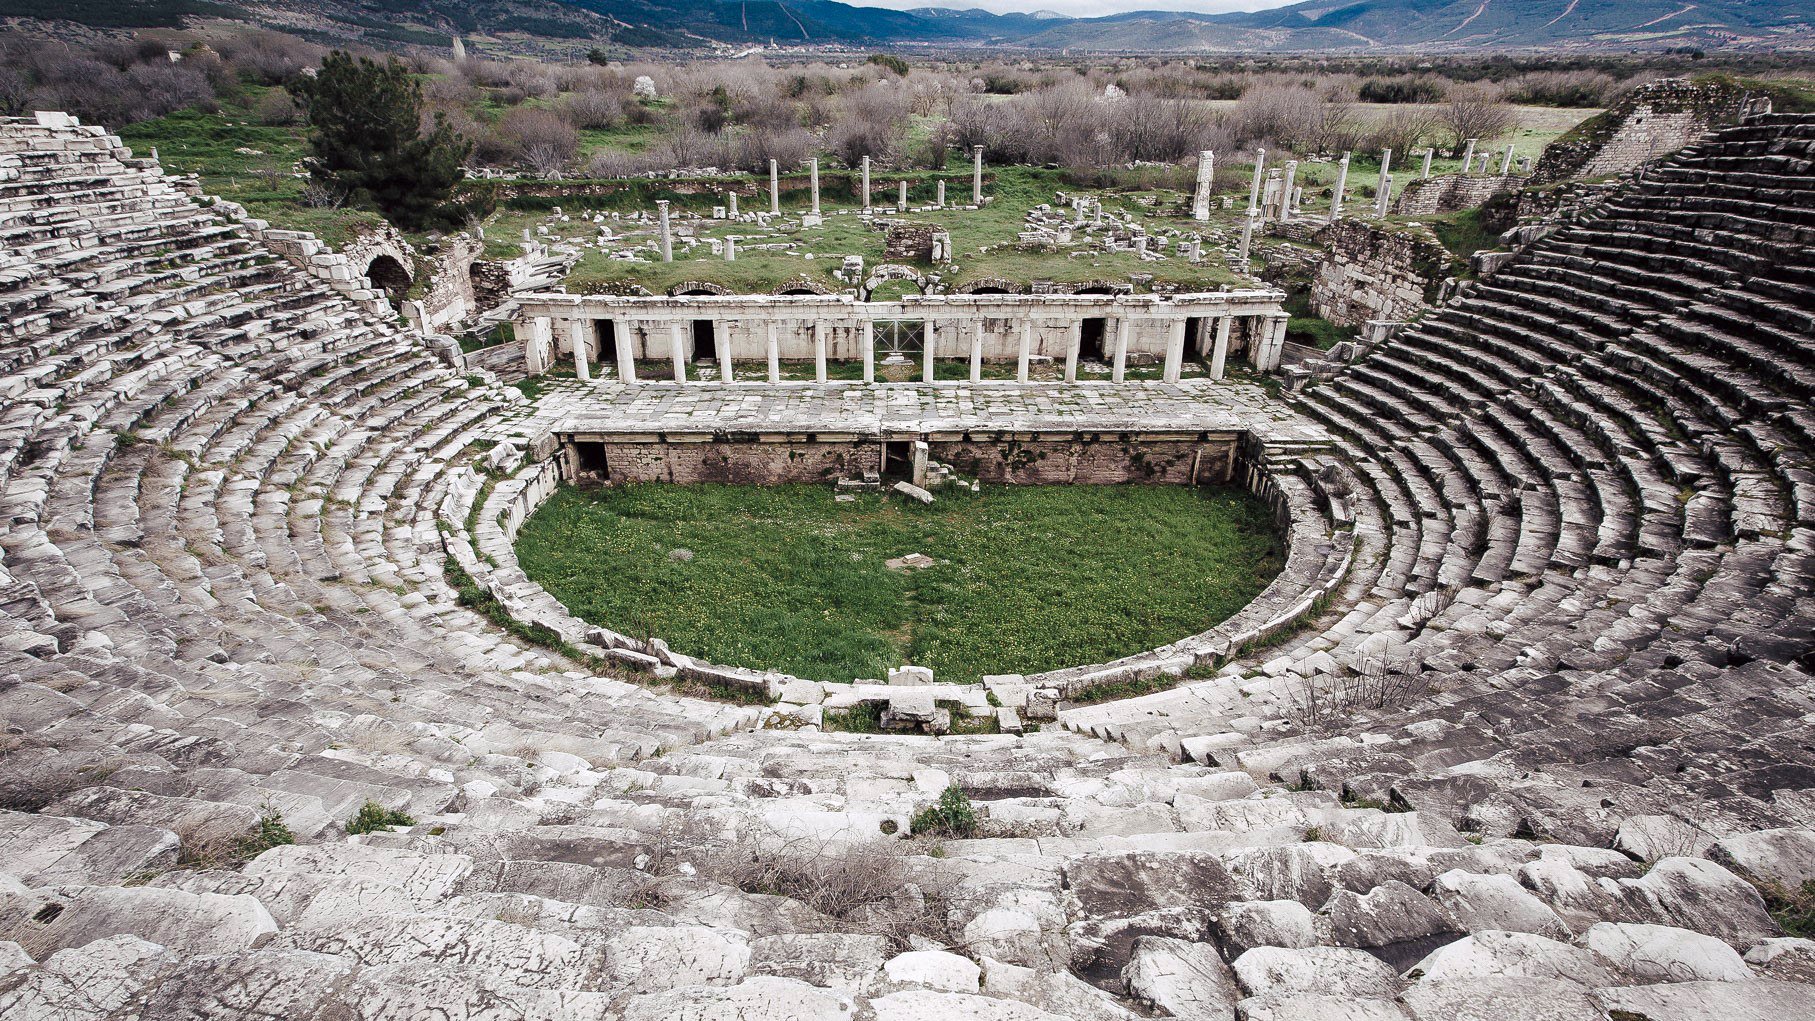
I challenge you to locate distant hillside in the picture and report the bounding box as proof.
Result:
[5,0,1810,52]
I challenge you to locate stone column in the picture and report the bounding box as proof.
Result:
[898,180,908,212]
[1462,138,1477,172]
[969,319,983,384]
[766,321,780,383]
[718,324,734,384]
[1500,144,1515,176]
[521,316,553,375]
[769,159,780,215]
[861,156,872,212]
[972,146,984,205]
[569,318,590,381]
[1064,320,1081,382]
[724,236,737,262]
[1246,148,1266,214]
[1238,212,1257,264]
[1016,319,1031,383]
[614,320,637,384]
[923,319,936,382]
[1163,317,1186,384]
[1375,149,1392,218]
[728,191,738,216]
[1111,316,1130,384]
[809,158,821,214]
[1192,150,1214,221]
[1329,152,1350,223]
[669,320,686,383]
[1421,148,1433,178]
[1209,314,1232,381]
[936,180,946,208]
[1279,161,1298,223]
[813,320,827,383]
[657,200,673,262]
[861,318,874,383]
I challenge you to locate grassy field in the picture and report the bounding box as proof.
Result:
[515,482,1283,685]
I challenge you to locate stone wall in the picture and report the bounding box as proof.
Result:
[576,433,1241,487]
[404,235,483,332]
[932,435,1239,485]
[589,438,880,485]
[1532,78,1747,184]
[1394,174,1521,216]
[1309,220,1451,327]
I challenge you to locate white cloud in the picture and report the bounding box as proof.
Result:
[851,0,1296,16]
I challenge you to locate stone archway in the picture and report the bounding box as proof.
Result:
[366,254,411,309]
[861,264,927,301]
[954,277,1019,295]
[668,281,731,297]
[772,278,831,296]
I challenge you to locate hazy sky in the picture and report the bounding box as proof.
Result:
[851,0,1295,16]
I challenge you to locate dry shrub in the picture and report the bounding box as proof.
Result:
[702,835,948,946]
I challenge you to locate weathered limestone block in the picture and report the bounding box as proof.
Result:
[1744,938,1815,983]
[1593,979,1815,1021]
[1582,922,1752,983]
[1309,220,1450,328]
[980,956,1140,1021]
[1600,857,1778,944]
[0,934,173,1019]
[620,976,854,1021]
[1400,976,1602,1021]
[1404,931,1619,987]
[885,949,981,992]
[1120,936,1240,1020]
[1213,900,1319,953]
[869,988,1072,1021]
[599,924,749,992]
[1429,870,1573,940]
[0,885,275,958]
[1710,828,1815,888]
[1231,945,1402,1000]
[749,932,889,993]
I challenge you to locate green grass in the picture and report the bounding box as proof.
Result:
[515,482,1283,685]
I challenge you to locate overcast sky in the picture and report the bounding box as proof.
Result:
[851,0,1296,16]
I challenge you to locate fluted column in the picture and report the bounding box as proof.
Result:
[616,320,637,383]
[569,318,590,381]
[1209,315,1232,381]
[1163,317,1186,384]
[1016,320,1031,383]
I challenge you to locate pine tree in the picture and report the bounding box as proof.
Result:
[294,51,474,231]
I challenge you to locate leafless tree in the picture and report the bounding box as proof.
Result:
[1443,85,1515,151]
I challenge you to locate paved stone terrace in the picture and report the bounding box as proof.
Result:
[519,379,1331,444]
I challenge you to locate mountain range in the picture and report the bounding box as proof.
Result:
[13,0,1813,51]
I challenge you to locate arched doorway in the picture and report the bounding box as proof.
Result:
[366,254,411,309]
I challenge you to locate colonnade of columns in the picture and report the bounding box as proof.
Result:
[527,309,1292,386]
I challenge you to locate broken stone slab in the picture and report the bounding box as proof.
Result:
[893,481,935,504]
[1236,993,1411,1020]
[597,924,749,992]
[1593,979,1815,1021]
[749,932,889,994]
[1710,828,1815,888]
[243,843,473,904]
[1231,945,1403,1000]
[980,956,1138,1020]
[1401,975,1602,1020]
[885,949,981,992]
[889,665,935,686]
[1600,857,1778,944]
[1121,935,1239,1020]
[1325,879,1462,970]
[0,934,174,1018]
[1429,870,1573,940]
[43,785,261,849]
[869,988,1072,1020]
[273,913,590,989]
[0,885,275,958]
[620,976,854,1021]
[1403,931,1619,987]
[1581,921,1752,983]
[1214,900,1319,953]
[22,823,179,887]
[1744,937,1815,983]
